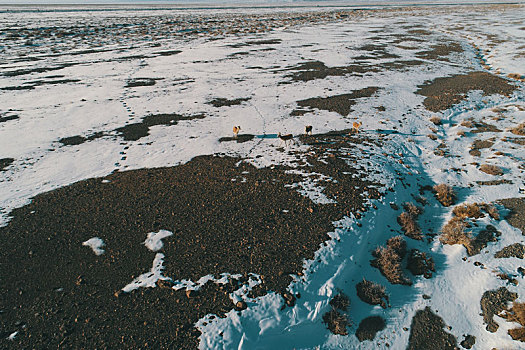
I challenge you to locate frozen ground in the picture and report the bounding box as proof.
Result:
[1,3,525,349]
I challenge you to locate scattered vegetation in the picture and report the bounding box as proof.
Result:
[356,316,386,342]
[322,309,350,336]
[440,217,472,252]
[496,272,518,286]
[371,236,411,285]
[511,122,525,136]
[461,120,474,128]
[481,203,500,220]
[404,202,423,216]
[407,249,435,278]
[329,292,350,311]
[323,292,351,336]
[502,302,525,342]
[433,184,456,207]
[479,164,504,176]
[452,203,484,219]
[441,206,501,256]
[429,116,442,125]
[356,279,389,308]
[397,203,423,240]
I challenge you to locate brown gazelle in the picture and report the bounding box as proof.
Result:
[278,132,293,146]
[352,121,362,134]
[304,125,313,135]
[233,125,241,138]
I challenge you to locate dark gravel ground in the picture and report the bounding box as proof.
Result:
[296,87,380,117]
[499,198,525,234]
[407,307,457,350]
[0,129,382,348]
[0,158,14,172]
[480,287,518,333]
[417,71,517,112]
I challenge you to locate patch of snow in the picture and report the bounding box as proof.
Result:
[144,230,173,252]
[82,237,105,256]
[122,253,168,293]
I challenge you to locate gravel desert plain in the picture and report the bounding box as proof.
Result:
[1,1,525,349]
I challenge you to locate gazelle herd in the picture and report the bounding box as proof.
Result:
[231,120,363,146]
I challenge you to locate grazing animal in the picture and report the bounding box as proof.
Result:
[233,125,241,138]
[352,121,362,134]
[304,125,313,135]
[278,132,293,146]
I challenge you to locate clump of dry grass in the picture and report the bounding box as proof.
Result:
[440,202,501,255]
[502,302,525,342]
[323,292,351,335]
[510,122,525,136]
[430,116,442,125]
[398,210,423,241]
[461,120,474,128]
[440,217,472,253]
[404,202,423,216]
[433,184,456,207]
[329,292,350,312]
[371,236,411,285]
[322,309,350,336]
[356,279,389,308]
[479,164,504,176]
[452,203,484,219]
[407,249,435,278]
[480,203,500,220]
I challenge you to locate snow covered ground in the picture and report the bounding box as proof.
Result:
[1,3,524,349]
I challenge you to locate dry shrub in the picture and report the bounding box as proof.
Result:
[356,279,389,308]
[371,236,411,285]
[323,309,350,336]
[479,164,504,176]
[502,302,525,342]
[511,122,525,136]
[452,203,484,219]
[404,202,423,216]
[330,292,350,312]
[509,328,525,342]
[407,249,435,278]
[428,133,438,140]
[457,130,466,137]
[461,120,474,128]
[440,217,472,253]
[480,203,500,220]
[398,212,423,240]
[430,116,442,125]
[433,184,456,207]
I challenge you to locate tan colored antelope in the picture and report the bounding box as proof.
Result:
[352,121,362,134]
[233,125,241,138]
[278,132,293,146]
[304,125,313,135]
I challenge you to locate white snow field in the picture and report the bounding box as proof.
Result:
[1,3,524,349]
